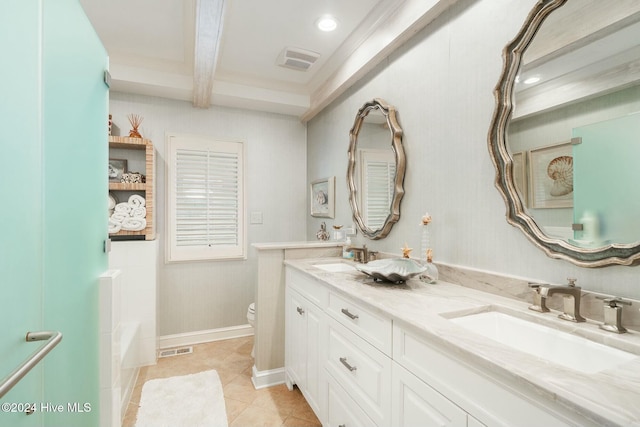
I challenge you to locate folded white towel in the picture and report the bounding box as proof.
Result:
[108,219,122,234]
[129,194,146,207]
[110,212,128,223]
[130,206,147,219]
[115,203,132,214]
[121,217,147,231]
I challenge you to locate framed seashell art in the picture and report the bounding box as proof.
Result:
[310,176,335,218]
[527,141,573,209]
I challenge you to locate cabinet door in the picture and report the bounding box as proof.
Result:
[304,301,324,417]
[392,362,467,427]
[285,288,307,389]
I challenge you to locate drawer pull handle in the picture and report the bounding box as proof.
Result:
[339,425,346,427]
[340,357,357,372]
[296,306,304,315]
[341,308,359,320]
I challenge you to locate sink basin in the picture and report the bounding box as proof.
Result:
[313,262,357,272]
[354,258,426,283]
[449,310,636,374]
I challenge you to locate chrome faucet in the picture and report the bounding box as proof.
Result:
[346,244,376,263]
[597,296,631,333]
[528,282,550,313]
[529,278,586,322]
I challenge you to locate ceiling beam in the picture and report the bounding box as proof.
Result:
[192,0,225,108]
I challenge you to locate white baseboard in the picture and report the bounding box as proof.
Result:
[251,365,285,389]
[159,324,254,349]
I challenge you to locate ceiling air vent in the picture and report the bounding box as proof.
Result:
[277,47,320,71]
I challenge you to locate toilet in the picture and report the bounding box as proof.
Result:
[247,302,255,357]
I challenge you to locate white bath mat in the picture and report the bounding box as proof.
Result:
[135,370,228,427]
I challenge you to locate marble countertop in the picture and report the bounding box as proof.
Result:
[284,257,640,427]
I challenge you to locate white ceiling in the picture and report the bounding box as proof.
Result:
[79,0,456,120]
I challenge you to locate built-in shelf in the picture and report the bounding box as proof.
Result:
[109,183,146,191]
[108,136,155,240]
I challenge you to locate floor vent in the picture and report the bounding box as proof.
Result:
[158,346,193,358]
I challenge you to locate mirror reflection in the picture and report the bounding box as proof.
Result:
[348,99,405,240]
[489,0,640,266]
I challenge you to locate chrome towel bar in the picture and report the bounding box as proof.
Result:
[0,331,62,399]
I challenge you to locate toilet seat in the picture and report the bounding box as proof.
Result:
[247,303,256,358]
[247,303,256,324]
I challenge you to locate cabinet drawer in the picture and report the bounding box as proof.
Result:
[286,268,328,308]
[326,318,391,427]
[327,290,392,355]
[328,372,377,427]
[392,362,467,427]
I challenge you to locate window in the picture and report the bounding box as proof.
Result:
[166,134,245,262]
[359,149,396,230]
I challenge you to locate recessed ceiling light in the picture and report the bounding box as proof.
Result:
[524,76,541,85]
[316,15,337,32]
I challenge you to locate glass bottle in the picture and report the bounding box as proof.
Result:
[421,248,438,284]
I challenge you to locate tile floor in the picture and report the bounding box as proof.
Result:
[122,336,321,427]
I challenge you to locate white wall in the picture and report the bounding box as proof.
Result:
[307,0,640,299]
[110,93,307,336]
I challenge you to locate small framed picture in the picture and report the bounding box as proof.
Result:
[528,141,573,209]
[310,176,335,218]
[108,158,128,182]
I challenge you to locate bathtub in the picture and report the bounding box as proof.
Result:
[119,321,140,415]
[99,270,142,427]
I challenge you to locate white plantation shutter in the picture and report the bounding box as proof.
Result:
[167,135,245,261]
[360,150,396,230]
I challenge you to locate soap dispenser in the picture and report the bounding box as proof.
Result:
[342,236,354,259]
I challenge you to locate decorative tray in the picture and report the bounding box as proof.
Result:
[355,258,426,283]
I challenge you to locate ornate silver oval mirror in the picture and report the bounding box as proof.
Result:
[348,98,405,239]
[489,0,640,266]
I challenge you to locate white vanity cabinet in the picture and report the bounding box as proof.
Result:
[286,267,392,426]
[285,264,604,427]
[284,269,327,417]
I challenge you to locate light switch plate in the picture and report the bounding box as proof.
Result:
[250,211,263,224]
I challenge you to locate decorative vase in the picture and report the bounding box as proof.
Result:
[420,249,438,284]
[419,212,437,283]
[316,222,330,241]
[420,212,432,264]
[127,113,143,138]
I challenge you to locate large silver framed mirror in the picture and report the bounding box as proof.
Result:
[489,0,640,266]
[348,98,405,240]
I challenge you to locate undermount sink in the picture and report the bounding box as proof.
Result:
[448,309,637,374]
[313,262,357,273]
